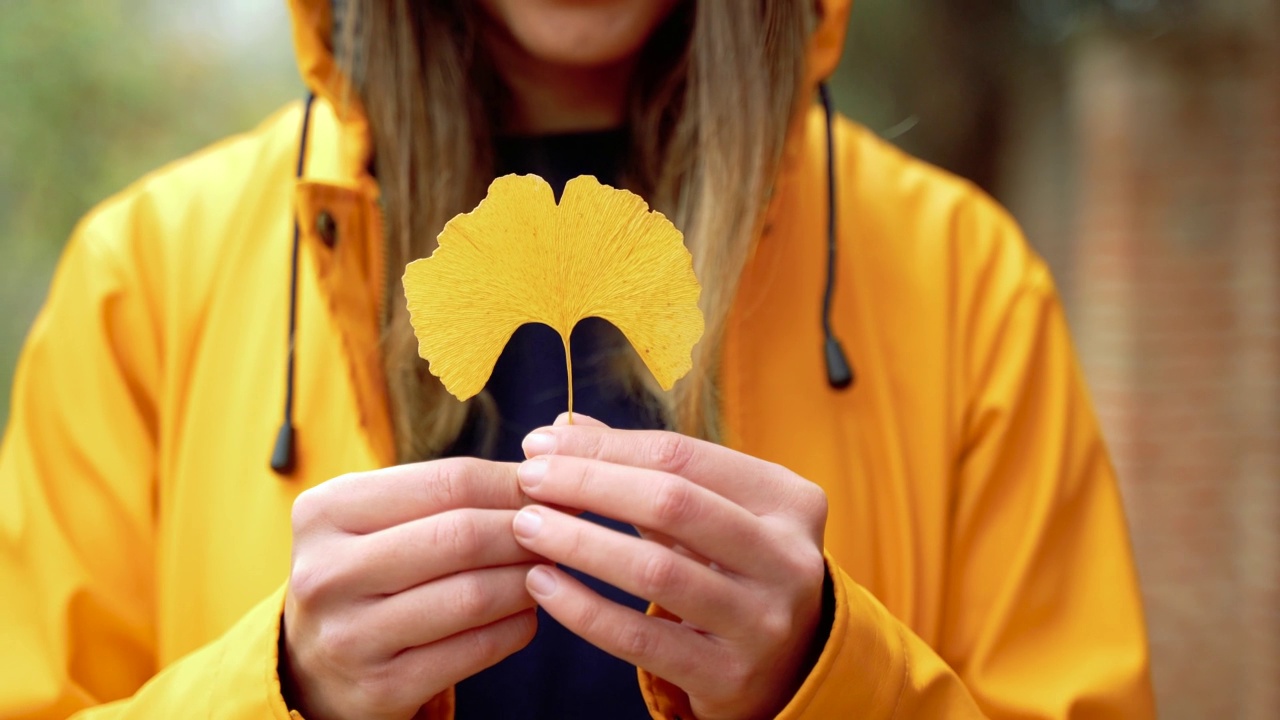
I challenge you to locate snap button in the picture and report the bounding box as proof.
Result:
[315,210,338,248]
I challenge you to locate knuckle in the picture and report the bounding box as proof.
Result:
[466,621,502,662]
[352,662,404,716]
[292,473,362,533]
[651,478,696,526]
[569,456,594,493]
[290,486,328,533]
[638,552,681,598]
[649,432,695,475]
[454,574,494,620]
[577,429,608,461]
[801,480,829,522]
[562,522,590,563]
[568,520,596,561]
[574,592,606,636]
[723,656,757,696]
[294,613,410,716]
[757,607,795,646]
[288,556,332,605]
[481,607,537,661]
[792,545,827,581]
[313,615,363,660]
[511,609,539,643]
[616,621,657,660]
[290,543,367,608]
[807,545,828,576]
[775,544,825,589]
[427,458,468,510]
[437,511,484,564]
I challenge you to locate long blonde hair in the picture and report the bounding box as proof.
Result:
[340,0,812,462]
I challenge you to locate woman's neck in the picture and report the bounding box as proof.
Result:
[484,28,635,135]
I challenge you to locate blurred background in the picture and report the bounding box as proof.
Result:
[0,1,1276,717]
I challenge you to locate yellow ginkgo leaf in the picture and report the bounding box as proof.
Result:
[402,174,704,420]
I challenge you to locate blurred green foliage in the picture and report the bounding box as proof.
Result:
[0,0,299,428]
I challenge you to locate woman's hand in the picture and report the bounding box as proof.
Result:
[282,459,541,720]
[512,416,829,720]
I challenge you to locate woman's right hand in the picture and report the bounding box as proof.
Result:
[281,458,541,720]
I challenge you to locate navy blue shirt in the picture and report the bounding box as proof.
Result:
[452,129,660,720]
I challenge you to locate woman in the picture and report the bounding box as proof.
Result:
[0,1,1155,718]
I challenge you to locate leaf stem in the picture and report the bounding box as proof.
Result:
[562,332,574,425]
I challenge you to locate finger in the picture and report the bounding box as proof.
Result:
[529,412,606,460]
[352,509,543,595]
[363,565,538,657]
[512,506,748,634]
[525,565,716,689]
[523,427,807,515]
[295,458,527,534]
[517,454,770,575]
[552,412,609,429]
[377,609,538,712]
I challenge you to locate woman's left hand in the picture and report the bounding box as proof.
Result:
[511,415,829,720]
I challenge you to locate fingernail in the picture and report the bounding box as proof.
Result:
[522,431,556,458]
[518,457,547,488]
[527,565,557,597]
[513,508,543,538]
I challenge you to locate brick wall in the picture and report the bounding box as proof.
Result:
[837,2,1278,714]
[1062,20,1280,720]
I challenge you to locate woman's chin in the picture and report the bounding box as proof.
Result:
[479,0,681,69]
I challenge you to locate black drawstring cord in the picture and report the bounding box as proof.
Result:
[271,92,317,475]
[818,83,854,389]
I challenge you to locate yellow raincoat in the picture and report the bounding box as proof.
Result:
[0,0,1156,717]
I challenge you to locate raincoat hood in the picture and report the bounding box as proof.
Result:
[284,0,853,178]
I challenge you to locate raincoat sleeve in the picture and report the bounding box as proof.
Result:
[790,214,1154,718]
[640,202,1155,719]
[0,218,296,719]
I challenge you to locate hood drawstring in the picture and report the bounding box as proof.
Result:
[819,83,855,389]
[271,92,316,476]
[271,87,851,474]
